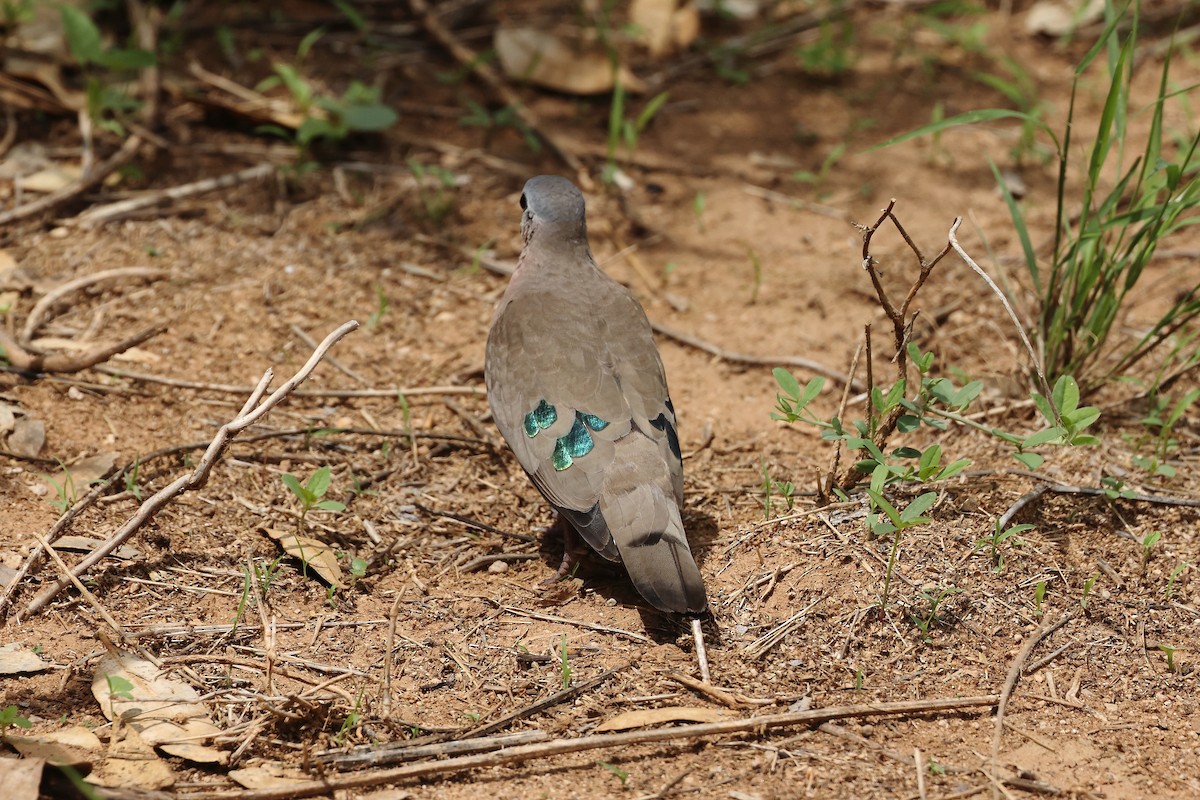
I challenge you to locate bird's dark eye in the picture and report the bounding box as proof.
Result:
[519,193,528,211]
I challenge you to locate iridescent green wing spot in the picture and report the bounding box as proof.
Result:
[551,411,609,471]
[524,399,558,437]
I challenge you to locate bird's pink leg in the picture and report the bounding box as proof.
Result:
[543,513,589,584]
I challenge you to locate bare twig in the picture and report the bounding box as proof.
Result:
[91,366,484,398]
[0,323,168,376]
[990,613,1075,791]
[837,200,952,490]
[180,695,997,800]
[17,321,360,619]
[0,134,144,227]
[22,267,169,340]
[948,218,1057,422]
[459,661,631,740]
[650,320,864,389]
[691,617,711,683]
[67,163,275,227]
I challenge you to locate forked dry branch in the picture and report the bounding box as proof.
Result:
[11,320,359,621]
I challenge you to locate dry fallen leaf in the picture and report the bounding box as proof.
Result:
[16,164,82,193]
[0,643,52,675]
[631,0,700,57]
[87,727,174,790]
[66,452,119,485]
[4,725,102,769]
[229,763,319,790]
[495,27,646,95]
[264,527,344,588]
[91,650,225,765]
[0,755,43,800]
[593,705,730,732]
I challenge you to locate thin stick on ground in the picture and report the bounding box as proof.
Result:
[16,321,360,620]
[692,618,711,683]
[990,612,1075,793]
[67,162,275,227]
[0,323,168,376]
[948,218,1058,424]
[177,695,998,800]
[0,134,144,227]
[21,267,168,340]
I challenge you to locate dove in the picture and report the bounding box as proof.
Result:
[485,175,708,615]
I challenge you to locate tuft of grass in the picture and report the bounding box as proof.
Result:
[875,3,1200,396]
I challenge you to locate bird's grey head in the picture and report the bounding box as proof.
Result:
[520,175,588,246]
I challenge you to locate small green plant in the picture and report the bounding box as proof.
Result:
[1164,562,1189,599]
[348,556,368,584]
[333,688,365,746]
[971,55,1050,164]
[1080,572,1101,611]
[792,142,846,186]
[693,192,706,232]
[911,585,960,641]
[105,674,135,721]
[866,480,938,614]
[40,462,79,514]
[597,760,629,785]
[1033,580,1047,617]
[760,460,795,519]
[123,458,144,501]
[559,634,572,689]
[1129,387,1200,479]
[795,3,854,76]
[258,61,397,148]
[603,83,669,184]
[281,466,347,526]
[254,554,287,596]
[60,5,155,135]
[1140,530,1162,570]
[976,520,1034,573]
[459,101,540,153]
[1158,644,1181,674]
[366,286,390,330]
[407,159,458,223]
[0,705,31,730]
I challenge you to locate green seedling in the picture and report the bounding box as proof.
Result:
[105,674,135,721]
[407,159,458,223]
[747,247,763,304]
[123,458,143,501]
[911,585,960,641]
[1033,580,1047,617]
[1164,562,1189,599]
[367,286,390,330]
[60,5,155,135]
[603,81,669,185]
[257,61,397,148]
[333,687,365,746]
[281,466,347,525]
[1080,572,1101,611]
[559,634,572,689]
[1158,644,1181,674]
[40,462,79,514]
[693,192,706,232]
[1140,531,1162,570]
[975,520,1034,573]
[866,480,937,614]
[459,101,540,154]
[793,142,846,185]
[0,704,31,730]
[760,460,795,519]
[597,760,629,785]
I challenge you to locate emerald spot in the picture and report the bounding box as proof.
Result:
[551,411,609,471]
[524,399,557,437]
